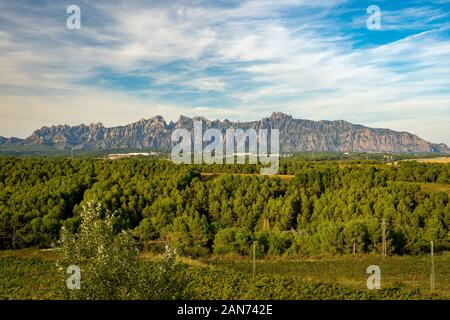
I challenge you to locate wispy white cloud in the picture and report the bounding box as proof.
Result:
[0,0,449,145]
[351,5,450,30]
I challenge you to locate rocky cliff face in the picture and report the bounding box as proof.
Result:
[2,112,449,153]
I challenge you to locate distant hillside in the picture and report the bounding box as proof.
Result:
[1,112,449,153]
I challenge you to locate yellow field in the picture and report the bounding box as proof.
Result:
[415,157,450,164]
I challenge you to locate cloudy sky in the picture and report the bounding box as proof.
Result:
[0,0,449,145]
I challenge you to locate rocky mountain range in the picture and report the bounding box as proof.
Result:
[1,112,448,153]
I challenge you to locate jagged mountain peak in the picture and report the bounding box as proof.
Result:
[1,113,448,153]
[149,115,165,123]
[177,115,191,122]
[269,112,293,121]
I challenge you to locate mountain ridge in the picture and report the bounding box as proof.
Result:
[1,112,449,154]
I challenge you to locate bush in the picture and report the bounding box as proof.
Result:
[308,221,344,254]
[135,245,190,299]
[254,230,294,256]
[57,202,139,299]
[213,227,253,255]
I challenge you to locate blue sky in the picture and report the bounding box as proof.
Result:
[0,0,449,145]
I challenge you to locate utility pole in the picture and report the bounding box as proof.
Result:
[381,219,387,256]
[430,241,435,290]
[71,147,74,160]
[252,241,256,276]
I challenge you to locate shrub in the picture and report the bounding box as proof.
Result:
[213,227,253,255]
[57,202,139,299]
[308,221,344,254]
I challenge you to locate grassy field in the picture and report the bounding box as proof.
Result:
[204,254,450,298]
[1,249,449,299]
[416,157,450,164]
[0,250,60,300]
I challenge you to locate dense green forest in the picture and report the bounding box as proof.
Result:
[0,157,449,256]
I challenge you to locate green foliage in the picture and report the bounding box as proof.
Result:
[2,250,450,300]
[0,157,449,256]
[308,221,345,255]
[170,212,210,257]
[253,230,295,256]
[184,268,424,300]
[343,220,370,253]
[135,245,189,299]
[57,202,189,299]
[57,202,139,299]
[213,227,253,255]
